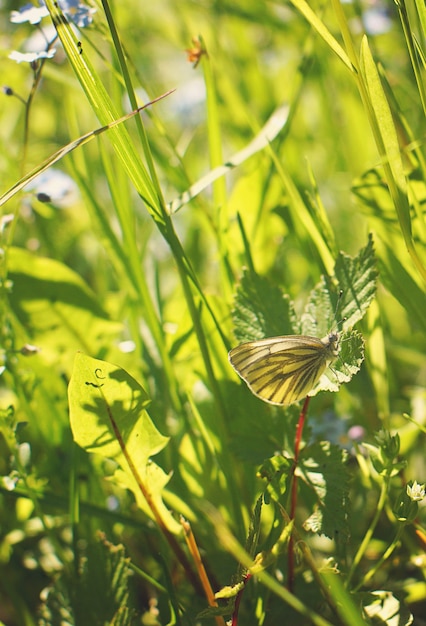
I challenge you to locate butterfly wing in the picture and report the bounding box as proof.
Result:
[229,334,339,406]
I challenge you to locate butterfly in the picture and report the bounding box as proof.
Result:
[228,332,340,406]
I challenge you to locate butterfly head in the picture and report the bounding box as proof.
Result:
[321,331,340,361]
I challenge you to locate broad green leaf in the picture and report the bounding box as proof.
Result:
[301,282,340,338]
[231,269,299,342]
[7,247,121,365]
[299,235,377,392]
[330,233,378,329]
[300,235,376,337]
[68,353,181,534]
[300,441,350,541]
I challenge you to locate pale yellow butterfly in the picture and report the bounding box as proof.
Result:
[228,331,340,406]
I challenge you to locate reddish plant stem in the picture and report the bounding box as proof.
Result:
[232,573,252,626]
[287,396,311,591]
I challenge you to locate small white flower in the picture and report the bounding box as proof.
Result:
[407,480,425,502]
[10,4,49,25]
[8,49,56,64]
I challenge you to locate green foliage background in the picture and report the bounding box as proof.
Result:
[0,0,425,624]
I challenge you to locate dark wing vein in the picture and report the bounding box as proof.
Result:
[229,340,331,405]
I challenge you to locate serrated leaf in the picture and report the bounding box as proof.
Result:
[308,330,364,397]
[7,247,121,365]
[300,235,377,335]
[299,441,350,541]
[301,281,340,338]
[301,237,375,394]
[332,234,378,329]
[232,268,298,342]
[299,283,365,392]
[68,353,181,534]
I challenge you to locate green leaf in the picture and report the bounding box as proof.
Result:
[113,463,178,534]
[301,284,365,393]
[44,0,161,217]
[360,37,412,243]
[7,247,121,365]
[299,441,350,541]
[214,582,244,600]
[317,331,364,396]
[330,233,378,330]
[231,269,299,342]
[68,353,181,534]
[320,571,369,626]
[289,0,353,71]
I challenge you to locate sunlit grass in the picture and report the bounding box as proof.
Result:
[0,1,425,624]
